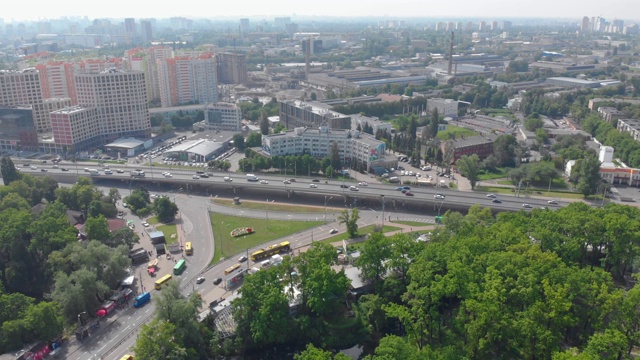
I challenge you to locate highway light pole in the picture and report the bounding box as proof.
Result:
[380,195,385,228]
[324,196,333,222]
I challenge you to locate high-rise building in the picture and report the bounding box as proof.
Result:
[240,18,250,35]
[204,102,242,131]
[479,21,486,31]
[501,21,512,30]
[491,21,498,31]
[75,69,150,142]
[49,106,101,151]
[216,53,248,84]
[141,20,153,43]
[35,61,78,103]
[0,69,50,132]
[158,54,218,107]
[581,16,590,32]
[124,46,173,103]
[124,18,136,35]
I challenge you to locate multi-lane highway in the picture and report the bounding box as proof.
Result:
[18,160,567,212]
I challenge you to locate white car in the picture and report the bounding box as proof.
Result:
[104,169,113,174]
[522,204,532,208]
[224,177,233,182]
[349,186,359,191]
[283,180,291,184]
[358,182,368,186]
[434,194,445,200]
[239,255,248,262]
[547,200,558,205]
[192,175,200,179]
[329,228,338,234]
[116,169,125,173]
[141,221,149,227]
[309,183,318,188]
[30,165,37,170]
[260,180,269,184]
[486,193,496,198]
[164,173,173,178]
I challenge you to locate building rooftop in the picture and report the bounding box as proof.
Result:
[104,137,145,149]
[449,134,497,148]
[166,139,224,157]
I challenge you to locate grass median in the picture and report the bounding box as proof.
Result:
[210,212,324,264]
[146,216,178,244]
[211,198,328,213]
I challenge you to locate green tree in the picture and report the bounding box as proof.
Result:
[232,267,292,349]
[0,156,21,185]
[429,108,440,140]
[245,132,262,147]
[0,192,30,212]
[329,141,342,170]
[153,197,179,223]
[259,111,270,135]
[492,134,518,167]
[84,215,110,242]
[23,301,64,342]
[337,208,360,238]
[576,155,602,197]
[133,319,188,360]
[294,343,351,360]
[106,227,139,249]
[232,134,245,150]
[107,188,121,205]
[456,154,481,189]
[356,232,390,286]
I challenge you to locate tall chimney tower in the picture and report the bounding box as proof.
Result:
[305,38,311,80]
[447,31,454,75]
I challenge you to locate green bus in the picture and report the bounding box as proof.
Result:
[173,259,186,275]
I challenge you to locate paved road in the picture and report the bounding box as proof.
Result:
[53,180,438,360]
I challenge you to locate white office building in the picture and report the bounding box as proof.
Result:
[427,98,459,118]
[262,126,396,173]
[204,102,242,131]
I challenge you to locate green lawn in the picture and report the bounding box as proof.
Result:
[477,167,510,181]
[210,213,324,263]
[316,224,402,245]
[436,125,479,141]
[475,185,586,200]
[211,198,329,213]
[146,216,178,244]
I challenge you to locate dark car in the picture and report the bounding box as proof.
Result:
[199,174,209,178]
[492,199,502,203]
[213,278,222,285]
[340,184,349,188]
[40,168,48,172]
[312,179,320,182]
[61,168,69,171]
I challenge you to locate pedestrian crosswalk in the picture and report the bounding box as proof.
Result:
[394,217,436,224]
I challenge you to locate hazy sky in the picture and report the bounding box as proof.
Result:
[3,0,638,22]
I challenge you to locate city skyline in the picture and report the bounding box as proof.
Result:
[2,0,638,22]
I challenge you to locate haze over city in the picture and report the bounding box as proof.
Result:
[3,0,638,21]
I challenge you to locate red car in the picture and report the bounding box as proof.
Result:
[405,191,414,196]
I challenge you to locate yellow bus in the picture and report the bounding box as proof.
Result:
[224,263,241,275]
[154,274,172,290]
[119,355,134,360]
[185,242,193,255]
[250,241,291,262]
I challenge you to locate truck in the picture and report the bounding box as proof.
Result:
[246,174,259,181]
[133,292,151,308]
[129,248,149,264]
[130,170,145,178]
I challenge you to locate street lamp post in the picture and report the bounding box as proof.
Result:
[324,196,334,222]
[380,195,385,228]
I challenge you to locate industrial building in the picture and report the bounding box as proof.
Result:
[204,102,242,131]
[163,138,229,163]
[545,77,603,89]
[279,100,351,130]
[427,98,459,118]
[442,134,497,163]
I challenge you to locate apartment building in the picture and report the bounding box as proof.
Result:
[125,46,173,103]
[617,119,640,141]
[216,52,248,84]
[75,69,150,143]
[35,61,78,103]
[204,102,242,131]
[0,69,50,132]
[262,126,396,173]
[158,53,217,107]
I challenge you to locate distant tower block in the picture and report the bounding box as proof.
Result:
[305,38,311,80]
[447,31,454,75]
